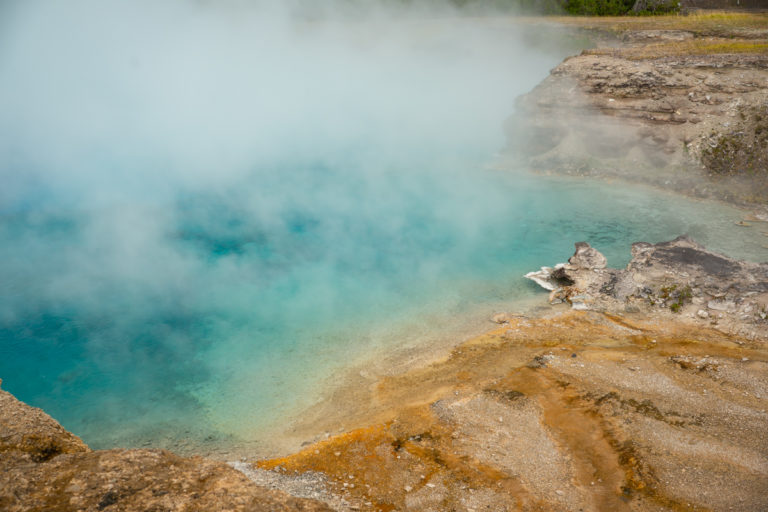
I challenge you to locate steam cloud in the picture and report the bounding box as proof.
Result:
[0,0,576,447]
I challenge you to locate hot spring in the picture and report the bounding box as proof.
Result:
[0,1,764,456]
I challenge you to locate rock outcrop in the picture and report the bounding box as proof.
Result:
[526,236,768,340]
[0,379,89,463]
[569,241,608,269]
[0,380,332,512]
[504,38,768,204]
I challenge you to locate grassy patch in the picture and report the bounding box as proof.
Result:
[584,37,768,58]
[548,11,768,35]
[654,284,692,313]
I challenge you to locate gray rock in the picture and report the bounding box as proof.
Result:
[631,0,679,13]
[568,242,607,270]
[526,237,768,339]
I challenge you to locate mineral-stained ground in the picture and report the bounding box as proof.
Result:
[258,305,768,511]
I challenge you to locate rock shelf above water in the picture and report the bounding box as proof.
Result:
[525,236,768,342]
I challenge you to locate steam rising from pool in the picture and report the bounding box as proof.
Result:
[0,1,763,452]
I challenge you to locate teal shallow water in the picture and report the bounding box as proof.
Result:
[1,5,766,455]
[1,166,765,454]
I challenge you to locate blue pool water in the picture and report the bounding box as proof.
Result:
[1,4,765,454]
[1,162,764,453]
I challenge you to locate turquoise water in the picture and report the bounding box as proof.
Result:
[2,165,764,453]
[1,4,766,454]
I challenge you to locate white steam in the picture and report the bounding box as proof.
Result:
[0,0,578,447]
[0,0,560,208]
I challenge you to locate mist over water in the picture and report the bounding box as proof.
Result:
[0,1,763,452]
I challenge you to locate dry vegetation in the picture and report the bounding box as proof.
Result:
[583,37,768,58]
[507,11,768,59]
[547,11,768,36]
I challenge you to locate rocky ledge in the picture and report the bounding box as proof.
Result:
[504,33,768,206]
[526,235,768,341]
[0,379,331,512]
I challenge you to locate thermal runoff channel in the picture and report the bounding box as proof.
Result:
[0,1,762,452]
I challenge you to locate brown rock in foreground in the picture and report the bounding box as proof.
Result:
[0,378,89,462]
[0,381,331,512]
